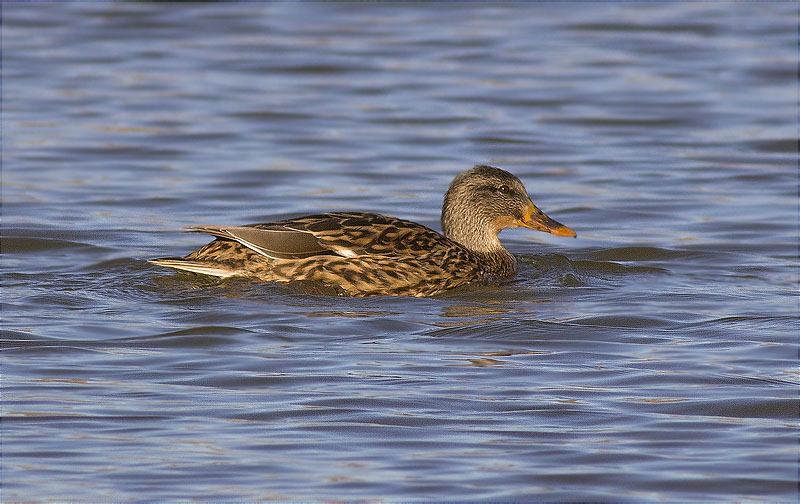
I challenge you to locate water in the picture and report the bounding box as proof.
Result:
[2,2,798,502]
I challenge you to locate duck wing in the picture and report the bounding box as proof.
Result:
[185,212,447,260]
[184,224,330,259]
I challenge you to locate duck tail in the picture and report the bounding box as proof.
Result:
[148,258,238,278]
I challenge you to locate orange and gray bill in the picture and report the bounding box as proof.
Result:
[518,201,576,237]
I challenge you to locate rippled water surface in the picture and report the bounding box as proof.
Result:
[2,2,798,502]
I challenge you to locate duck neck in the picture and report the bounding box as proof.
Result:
[445,226,518,278]
[476,245,518,278]
[442,200,518,278]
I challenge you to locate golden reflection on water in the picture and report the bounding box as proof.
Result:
[466,358,505,367]
[301,310,400,319]
[435,301,551,328]
[461,350,551,367]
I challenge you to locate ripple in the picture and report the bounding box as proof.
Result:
[571,315,672,329]
[582,246,697,262]
[117,326,255,348]
[1,236,93,253]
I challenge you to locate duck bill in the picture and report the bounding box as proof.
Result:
[518,201,577,237]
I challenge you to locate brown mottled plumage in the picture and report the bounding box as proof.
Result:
[149,165,576,297]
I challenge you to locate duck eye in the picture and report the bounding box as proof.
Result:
[497,185,511,194]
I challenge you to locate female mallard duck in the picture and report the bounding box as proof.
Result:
[149,165,575,297]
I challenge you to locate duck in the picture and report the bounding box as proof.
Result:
[149,164,576,297]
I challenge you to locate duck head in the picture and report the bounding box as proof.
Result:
[441,165,576,254]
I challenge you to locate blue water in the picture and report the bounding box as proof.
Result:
[2,2,798,502]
